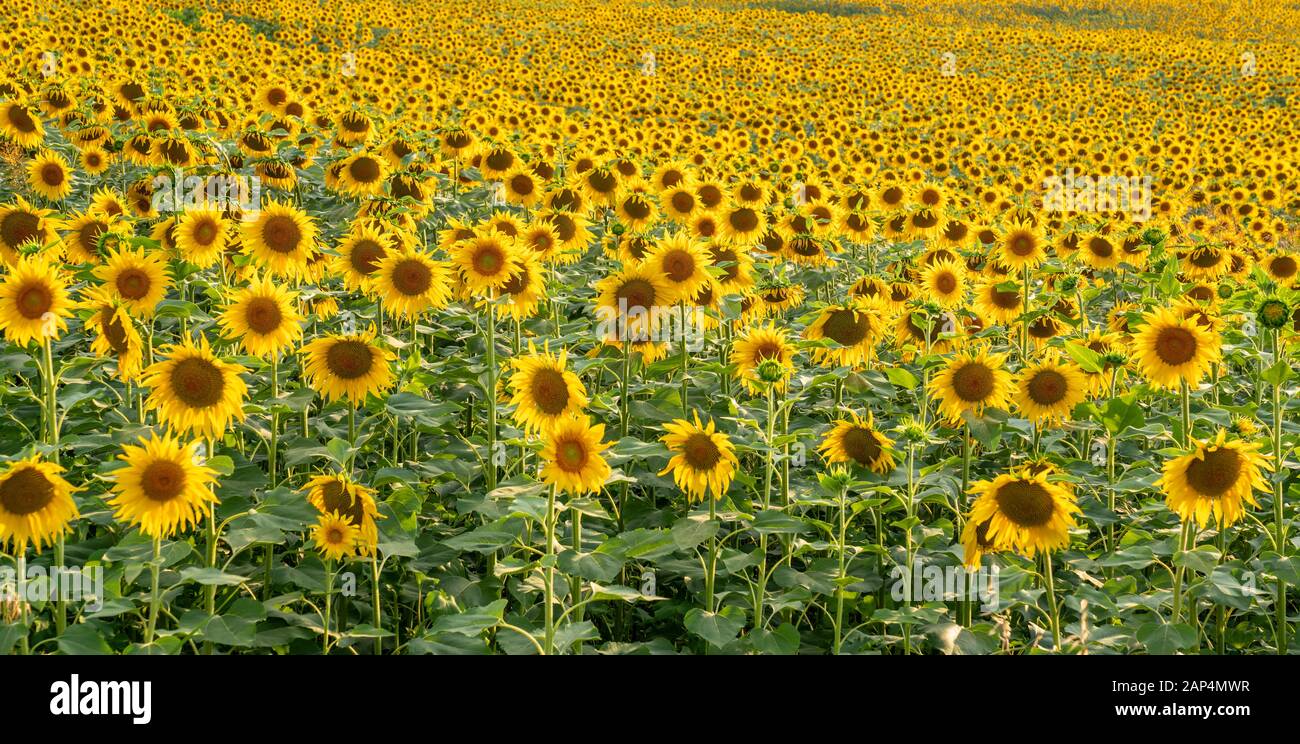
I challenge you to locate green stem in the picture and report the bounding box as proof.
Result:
[145,537,161,645]
[833,482,849,654]
[1271,328,1288,654]
[323,559,334,654]
[543,485,557,655]
[372,554,383,655]
[1044,551,1061,651]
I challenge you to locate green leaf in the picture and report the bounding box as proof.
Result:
[684,607,747,649]
[670,515,719,550]
[1137,622,1196,654]
[1261,359,1293,386]
[57,623,113,655]
[179,567,249,586]
[429,599,507,636]
[1063,341,1104,374]
[749,623,800,654]
[884,366,918,390]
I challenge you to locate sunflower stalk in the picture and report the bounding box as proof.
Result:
[145,536,162,646]
[1270,327,1287,654]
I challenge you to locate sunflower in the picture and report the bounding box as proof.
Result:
[1132,307,1220,390]
[312,512,360,561]
[303,473,383,555]
[27,150,72,201]
[803,299,885,368]
[219,274,303,357]
[660,184,699,223]
[0,455,79,554]
[336,151,390,197]
[82,286,145,381]
[241,200,318,279]
[818,411,896,475]
[0,197,61,264]
[659,413,739,502]
[730,321,796,393]
[140,336,248,439]
[108,433,218,539]
[594,263,674,344]
[508,344,588,435]
[972,276,1023,325]
[1078,233,1121,271]
[0,101,45,147]
[754,283,806,317]
[62,211,126,265]
[92,246,170,318]
[519,221,564,264]
[615,190,658,232]
[1261,251,1299,287]
[575,166,621,207]
[499,250,548,320]
[373,247,453,319]
[717,203,766,244]
[645,233,711,303]
[452,231,522,297]
[1013,355,1088,426]
[0,253,73,346]
[501,167,543,207]
[79,146,112,175]
[931,347,1014,423]
[1158,429,1270,528]
[998,224,1047,270]
[540,414,613,495]
[174,209,230,268]
[966,471,1079,559]
[920,258,967,308]
[705,241,754,295]
[301,330,395,403]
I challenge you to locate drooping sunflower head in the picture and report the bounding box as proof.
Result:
[301,330,395,403]
[109,433,218,539]
[336,151,390,197]
[1158,429,1271,528]
[966,471,1079,560]
[972,275,1023,326]
[818,411,896,476]
[0,197,61,264]
[0,455,79,554]
[659,412,739,502]
[540,414,612,496]
[931,346,1014,423]
[509,343,588,435]
[1132,307,1220,390]
[140,335,249,439]
[0,253,73,346]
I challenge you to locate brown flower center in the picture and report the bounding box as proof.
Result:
[392,259,432,296]
[0,467,55,515]
[682,433,721,470]
[841,426,881,466]
[169,357,226,408]
[141,460,187,501]
[952,362,995,402]
[994,479,1055,527]
[245,297,284,334]
[325,340,374,380]
[1184,447,1243,498]
[1026,369,1067,405]
[1154,326,1196,365]
[529,368,570,415]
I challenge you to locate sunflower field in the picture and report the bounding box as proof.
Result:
[1,0,1298,657]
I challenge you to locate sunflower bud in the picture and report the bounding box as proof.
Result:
[756,358,785,384]
[1101,351,1128,367]
[1217,283,1234,300]
[1257,297,1290,330]
[1141,227,1165,246]
[897,416,929,444]
[1231,415,1260,438]
[1057,274,1080,293]
[610,223,626,236]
